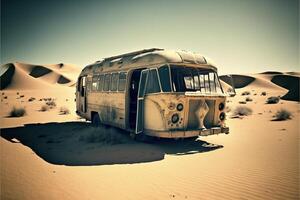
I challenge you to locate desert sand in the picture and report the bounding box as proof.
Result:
[0,63,299,200]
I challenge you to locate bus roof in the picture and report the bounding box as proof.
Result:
[80,48,218,75]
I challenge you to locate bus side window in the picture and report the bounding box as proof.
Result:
[97,75,104,91]
[92,76,98,91]
[111,73,118,91]
[146,69,160,94]
[103,74,111,91]
[86,77,92,92]
[118,72,127,91]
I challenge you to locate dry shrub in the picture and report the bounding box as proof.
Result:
[261,91,267,96]
[40,105,49,112]
[78,127,129,145]
[10,106,26,117]
[20,95,24,98]
[45,99,56,108]
[234,106,253,116]
[273,109,292,121]
[245,97,253,102]
[266,96,280,104]
[59,107,70,115]
[241,91,251,96]
[239,101,247,104]
[28,97,36,102]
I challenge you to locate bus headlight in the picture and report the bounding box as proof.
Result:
[176,103,184,111]
[219,102,225,111]
[171,113,180,123]
[219,112,226,121]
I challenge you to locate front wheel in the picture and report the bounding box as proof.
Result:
[92,113,101,127]
[130,132,154,143]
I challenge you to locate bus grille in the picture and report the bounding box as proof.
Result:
[204,100,216,128]
[187,99,215,130]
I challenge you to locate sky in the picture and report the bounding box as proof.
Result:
[1,0,299,75]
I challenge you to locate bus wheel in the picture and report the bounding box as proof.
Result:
[132,132,154,143]
[92,113,101,127]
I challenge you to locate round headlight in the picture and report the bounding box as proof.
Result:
[219,102,225,111]
[219,112,226,121]
[171,113,180,123]
[176,103,184,111]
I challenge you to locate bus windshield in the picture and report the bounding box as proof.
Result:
[169,65,223,94]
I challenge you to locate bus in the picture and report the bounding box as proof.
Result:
[76,48,235,140]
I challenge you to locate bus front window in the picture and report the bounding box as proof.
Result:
[170,65,223,94]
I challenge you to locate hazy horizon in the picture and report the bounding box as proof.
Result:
[1,0,299,75]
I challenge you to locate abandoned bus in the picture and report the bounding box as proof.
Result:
[76,48,234,139]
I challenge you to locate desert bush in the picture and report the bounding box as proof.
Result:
[239,101,247,104]
[273,109,292,121]
[20,95,24,98]
[28,97,36,102]
[45,99,56,108]
[266,96,280,104]
[245,97,253,102]
[40,105,49,112]
[59,107,70,115]
[4,96,7,99]
[10,106,26,117]
[261,91,267,96]
[233,106,252,116]
[241,91,251,96]
[78,127,129,145]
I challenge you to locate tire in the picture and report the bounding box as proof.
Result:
[92,113,101,127]
[132,132,155,143]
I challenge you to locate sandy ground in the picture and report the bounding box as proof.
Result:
[0,65,299,200]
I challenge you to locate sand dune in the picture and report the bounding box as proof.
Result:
[271,74,300,101]
[220,72,300,101]
[220,74,255,88]
[0,69,299,200]
[0,62,81,90]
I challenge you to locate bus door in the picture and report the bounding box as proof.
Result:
[78,76,87,113]
[135,69,149,134]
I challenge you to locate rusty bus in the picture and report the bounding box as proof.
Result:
[76,48,235,140]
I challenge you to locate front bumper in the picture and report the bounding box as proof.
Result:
[145,127,229,138]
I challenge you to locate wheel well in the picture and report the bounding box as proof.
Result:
[91,111,98,121]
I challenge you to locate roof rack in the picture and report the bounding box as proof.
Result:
[102,48,163,62]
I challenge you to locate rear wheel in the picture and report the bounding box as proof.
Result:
[92,113,101,127]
